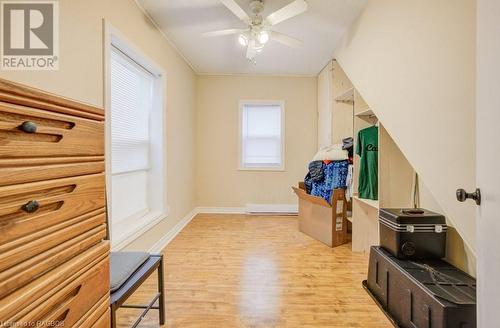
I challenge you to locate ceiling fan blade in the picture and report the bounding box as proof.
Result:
[266,0,308,26]
[246,39,257,60]
[270,31,303,48]
[220,0,250,22]
[203,28,248,37]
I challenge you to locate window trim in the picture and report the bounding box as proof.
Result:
[238,100,286,171]
[104,21,169,250]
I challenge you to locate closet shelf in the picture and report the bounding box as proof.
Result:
[355,108,375,117]
[353,196,379,209]
[334,87,354,104]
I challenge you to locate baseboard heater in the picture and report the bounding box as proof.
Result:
[245,204,298,216]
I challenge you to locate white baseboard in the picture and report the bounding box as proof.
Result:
[196,205,298,215]
[148,208,198,253]
[245,203,298,214]
[196,207,246,214]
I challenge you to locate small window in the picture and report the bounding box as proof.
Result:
[240,101,285,170]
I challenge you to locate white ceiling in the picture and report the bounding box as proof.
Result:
[137,0,367,76]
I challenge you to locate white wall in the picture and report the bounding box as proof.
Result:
[419,178,476,273]
[334,0,477,273]
[196,75,317,208]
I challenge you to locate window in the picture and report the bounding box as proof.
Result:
[110,47,153,225]
[107,34,167,249]
[111,48,152,176]
[240,101,285,170]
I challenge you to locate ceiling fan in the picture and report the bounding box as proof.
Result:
[203,0,308,62]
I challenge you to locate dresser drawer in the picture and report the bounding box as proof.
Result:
[0,173,105,245]
[0,78,104,121]
[0,157,104,187]
[0,241,109,321]
[0,209,107,297]
[0,101,104,158]
[75,296,110,328]
[17,257,109,327]
[91,310,111,328]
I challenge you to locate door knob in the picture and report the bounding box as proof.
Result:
[456,188,481,205]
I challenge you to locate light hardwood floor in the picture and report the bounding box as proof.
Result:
[117,214,392,328]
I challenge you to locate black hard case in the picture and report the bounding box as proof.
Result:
[379,208,447,259]
[366,246,476,328]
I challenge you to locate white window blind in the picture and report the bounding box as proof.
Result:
[241,103,283,169]
[110,46,155,224]
[110,47,153,175]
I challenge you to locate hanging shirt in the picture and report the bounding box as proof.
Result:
[356,126,378,200]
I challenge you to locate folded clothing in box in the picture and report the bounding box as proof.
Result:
[310,160,349,204]
[312,144,348,162]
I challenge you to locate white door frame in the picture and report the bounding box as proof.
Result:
[317,60,333,149]
[476,0,500,326]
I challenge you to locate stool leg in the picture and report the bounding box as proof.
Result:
[110,304,117,328]
[158,255,166,325]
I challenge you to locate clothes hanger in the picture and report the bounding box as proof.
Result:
[369,115,379,127]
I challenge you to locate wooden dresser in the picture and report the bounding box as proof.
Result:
[0,78,110,327]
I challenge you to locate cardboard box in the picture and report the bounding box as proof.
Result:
[292,182,348,247]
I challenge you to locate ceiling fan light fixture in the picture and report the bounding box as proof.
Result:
[238,34,248,46]
[205,0,307,61]
[258,31,269,44]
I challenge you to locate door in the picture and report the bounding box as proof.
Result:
[476,0,500,326]
[317,61,332,149]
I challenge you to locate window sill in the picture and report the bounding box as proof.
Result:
[238,166,285,172]
[111,206,170,250]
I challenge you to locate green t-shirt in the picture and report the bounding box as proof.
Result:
[356,126,378,200]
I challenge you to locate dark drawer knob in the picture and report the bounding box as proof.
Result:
[19,121,37,133]
[456,188,481,205]
[22,200,40,213]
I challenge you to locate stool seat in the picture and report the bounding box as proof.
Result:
[110,251,149,292]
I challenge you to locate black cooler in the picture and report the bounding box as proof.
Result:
[365,246,476,328]
[379,208,447,259]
